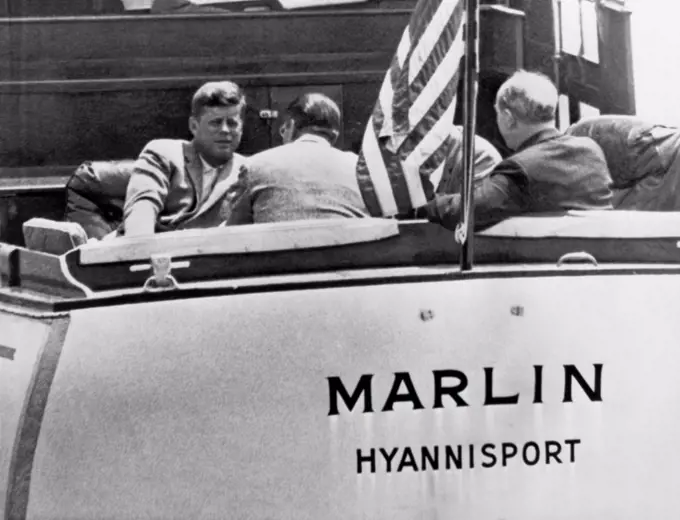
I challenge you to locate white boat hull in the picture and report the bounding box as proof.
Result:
[2,269,679,518]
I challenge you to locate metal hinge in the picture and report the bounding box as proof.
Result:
[130,254,190,292]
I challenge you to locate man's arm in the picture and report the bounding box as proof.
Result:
[423,160,529,231]
[123,140,174,237]
[223,163,254,226]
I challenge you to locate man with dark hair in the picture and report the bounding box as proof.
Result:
[223,92,368,224]
[566,115,680,210]
[123,80,247,236]
[422,70,613,230]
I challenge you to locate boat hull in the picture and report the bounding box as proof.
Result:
[2,269,679,518]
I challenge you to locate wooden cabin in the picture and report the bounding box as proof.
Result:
[0,0,634,245]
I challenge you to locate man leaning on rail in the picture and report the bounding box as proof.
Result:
[123,81,247,237]
[420,70,614,231]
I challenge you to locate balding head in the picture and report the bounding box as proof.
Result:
[494,70,559,149]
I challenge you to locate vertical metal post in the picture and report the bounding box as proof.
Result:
[459,0,480,272]
[553,0,564,123]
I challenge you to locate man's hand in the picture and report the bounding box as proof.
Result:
[124,200,158,237]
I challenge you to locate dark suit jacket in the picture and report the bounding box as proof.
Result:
[124,139,246,233]
[426,128,613,230]
[567,115,680,210]
[224,134,369,225]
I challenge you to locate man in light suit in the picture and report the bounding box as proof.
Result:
[434,125,502,195]
[223,93,369,225]
[123,81,247,236]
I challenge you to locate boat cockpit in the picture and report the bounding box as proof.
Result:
[3,209,680,311]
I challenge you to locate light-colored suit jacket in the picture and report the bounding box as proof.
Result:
[224,134,369,225]
[124,139,245,233]
[435,127,502,195]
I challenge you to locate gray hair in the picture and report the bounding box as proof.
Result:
[495,70,558,123]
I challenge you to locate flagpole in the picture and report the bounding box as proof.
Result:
[459,0,480,272]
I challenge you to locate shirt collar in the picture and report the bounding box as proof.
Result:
[516,127,562,152]
[199,154,229,173]
[295,133,332,146]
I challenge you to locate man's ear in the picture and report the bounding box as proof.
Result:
[288,119,298,140]
[502,109,518,129]
[189,116,199,137]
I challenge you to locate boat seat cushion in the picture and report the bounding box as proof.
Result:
[480,209,680,238]
[23,218,88,255]
[64,160,136,239]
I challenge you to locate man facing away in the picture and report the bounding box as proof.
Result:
[223,93,369,225]
[422,70,613,230]
[123,81,247,236]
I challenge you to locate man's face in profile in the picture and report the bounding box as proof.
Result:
[190,105,243,164]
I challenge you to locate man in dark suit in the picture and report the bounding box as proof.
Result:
[123,80,247,236]
[566,115,680,210]
[223,93,369,224]
[422,70,613,231]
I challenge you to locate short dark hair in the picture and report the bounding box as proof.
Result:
[286,93,341,143]
[495,70,558,123]
[191,81,246,118]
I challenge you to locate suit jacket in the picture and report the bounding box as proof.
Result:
[435,127,502,195]
[426,128,613,230]
[566,115,680,188]
[124,139,245,233]
[567,115,680,210]
[224,134,369,225]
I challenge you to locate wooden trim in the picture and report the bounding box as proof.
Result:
[0,71,387,94]
[79,218,400,265]
[0,7,414,23]
[0,166,76,194]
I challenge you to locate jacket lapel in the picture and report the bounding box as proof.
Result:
[184,141,204,205]
[192,153,246,220]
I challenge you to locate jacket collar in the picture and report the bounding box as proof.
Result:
[516,127,562,152]
[295,133,332,146]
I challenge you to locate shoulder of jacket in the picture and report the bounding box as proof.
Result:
[141,138,188,155]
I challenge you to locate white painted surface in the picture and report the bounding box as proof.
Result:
[80,218,398,265]
[0,316,52,519]
[9,271,680,519]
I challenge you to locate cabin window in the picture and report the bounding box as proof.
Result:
[559,0,600,64]
[578,101,600,120]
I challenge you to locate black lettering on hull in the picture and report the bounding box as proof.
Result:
[356,439,581,474]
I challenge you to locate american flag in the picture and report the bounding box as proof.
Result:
[356,0,466,217]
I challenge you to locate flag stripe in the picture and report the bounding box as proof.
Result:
[399,80,459,158]
[358,117,398,216]
[356,0,465,217]
[408,0,445,55]
[408,0,461,85]
[409,14,465,127]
